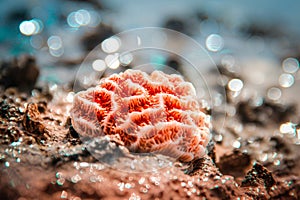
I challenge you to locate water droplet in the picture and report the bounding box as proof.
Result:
[56,172,63,178]
[140,187,148,193]
[181,182,186,187]
[125,183,132,189]
[232,140,241,149]
[57,178,65,186]
[4,161,10,168]
[258,153,268,162]
[272,152,278,159]
[280,122,296,135]
[73,162,80,169]
[274,159,281,166]
[66,92,75,103]
[71,174,82,183]
[79,162,89,168]
[129,193,141,200]
[10,141,21,147]
[118,182,125,191]
[94,163,105,170]
[214,134,223,142]
[61,190,68,199]
[98,175,104,182]
[89,176,98,183]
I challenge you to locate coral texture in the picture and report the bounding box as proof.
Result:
[71,69,211,162]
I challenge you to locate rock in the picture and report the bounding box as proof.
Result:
[22,102,48,139]
[0,55,39,91]
[217,150,251,178]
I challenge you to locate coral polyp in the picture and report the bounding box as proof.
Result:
[70,69,211,162]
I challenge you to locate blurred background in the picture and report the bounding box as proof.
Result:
[1,0,300,80]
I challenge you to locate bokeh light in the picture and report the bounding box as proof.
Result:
[267,87,282,100]
[30,35,43,49]
[232,140,241,148]
[49,48,64,57]
[205,34,224,52]
[67,12,80,28]
[47,36,62,50]
[119,52,133,66]
[75,9,91,26]
[278,73,294,88]
[101,37,121,53]
[92,59,106,71]
[67,9,100,28]
[280,122,296,135]
[228,78,243,92]
[105,54,120,69]
[47,35,63,57]
[88,11,102,27]
[19,19,43,36]
[282,57,299,74]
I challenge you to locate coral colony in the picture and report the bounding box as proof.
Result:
[71,69,211,162]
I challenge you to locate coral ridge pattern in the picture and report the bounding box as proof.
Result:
[71,69,211,162]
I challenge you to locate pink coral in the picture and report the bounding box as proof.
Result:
[70,69,211,162]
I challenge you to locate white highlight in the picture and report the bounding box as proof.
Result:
[101,37,121,53]
[206,34,224,52]
[105,54,120,69]
[92,59,106,71]
[228,79,243,92]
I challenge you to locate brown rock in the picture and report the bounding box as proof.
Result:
[217,150,251,178]
[22,102,48,140]
[0,55,39,91]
